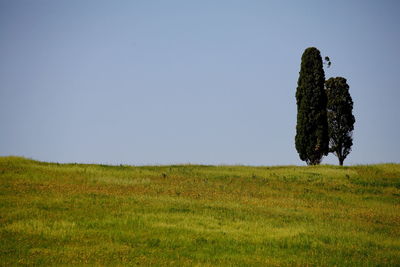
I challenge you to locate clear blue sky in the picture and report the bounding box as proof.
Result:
[1,1,399,165]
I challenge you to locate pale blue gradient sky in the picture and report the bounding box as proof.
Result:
[1,1,399,165]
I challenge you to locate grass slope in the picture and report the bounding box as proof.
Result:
[0,156,399,266]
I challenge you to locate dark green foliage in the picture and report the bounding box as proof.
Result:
[326,77,355,166]
[295,47,329,165]
[324,56,331,68]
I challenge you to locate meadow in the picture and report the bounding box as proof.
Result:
[0,156,399,266]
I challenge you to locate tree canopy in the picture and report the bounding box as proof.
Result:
[325,77,355,165]
[295,47,329,165]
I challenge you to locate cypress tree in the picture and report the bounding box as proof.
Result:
[325,77,355,166]
[295,47,329,165]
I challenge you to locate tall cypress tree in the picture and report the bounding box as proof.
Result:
[295,47,329,165]
[325,77,355,166]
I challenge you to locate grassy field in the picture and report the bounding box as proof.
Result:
[0,156,399,266]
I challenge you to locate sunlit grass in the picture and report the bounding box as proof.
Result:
[0,156,399,266]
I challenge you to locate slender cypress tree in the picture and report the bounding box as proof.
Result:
[295,47,329,165]
[325,77,355,166]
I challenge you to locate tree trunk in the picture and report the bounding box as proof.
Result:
[339,158,344,166]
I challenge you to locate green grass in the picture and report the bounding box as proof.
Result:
[1,156,399,266]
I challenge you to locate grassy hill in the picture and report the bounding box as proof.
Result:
[0,156,399,266]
